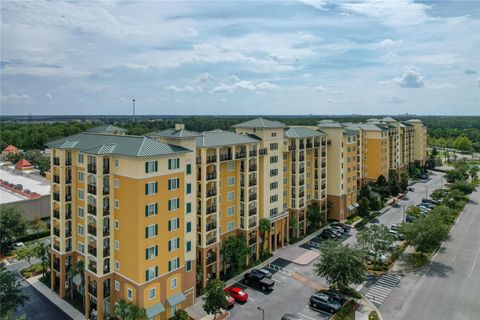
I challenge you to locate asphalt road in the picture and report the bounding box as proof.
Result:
[7,259,71,320]
[381,186,480,320]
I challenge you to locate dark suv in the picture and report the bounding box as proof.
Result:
[309,292,342,314]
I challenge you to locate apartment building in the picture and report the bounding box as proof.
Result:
[47,128,196,320]
[405,119,428,165]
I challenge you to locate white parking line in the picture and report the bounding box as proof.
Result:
[297,312,317,320]
[271,277,283,283]
[469,245,480,278]
[249,297,256,302]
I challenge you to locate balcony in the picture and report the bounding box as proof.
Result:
[65,193,72,202]
[53,157,60,166]
[249,237,256,246]
[299,144,305,150]
[88,225,97,236]
[206,223,217,232]
[53,192,60,201]
[206,206,217,214]
[259,148,268,156]
[196,157,201,165]
[249,165,257,172]
[103,165,110,175]
[65,175,72,184]
[220,154,232,161]
[235,152,246,159]
[299,167,305,174]
[103,186,110,195]
[206,172,217,181]
[88,245,97,257]
[53,228,60,237]
[65,229,72,237]
[53,175,60,184]
[299,180,305,186]
[103,247,110,257]
[249,194,257,201]
[103,228,110,237]
[249,208,257,216]
[88,285,97,297]
[87,184,97,195]
[53,210,60,219]
[299,191,305,198]
[314,142,320,147]
[289,145,296,151]
[306,143,312,148]
[249,221,257,228]
[249,179,257,187]
[206,189,216,198]
[88,205,97,216]
[87,164,97,174]
[249,150,257,157]
[206,255,217,265]
[207,156,217,164]
[104,265,110,274]
[299,156,305,161]
[103,206,110,216]
[206,238,216,246]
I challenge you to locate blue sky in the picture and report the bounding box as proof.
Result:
[1,0,479,115]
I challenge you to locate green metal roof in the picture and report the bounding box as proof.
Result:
[196,130,259,148]
[87,125,127,133]
[232,117,286,129]
[284,127,325,138]
[167,292,186,306]
[47,133,190,157]
[146,302,165,317]
[317,120,344,128]
[149,128,200,139]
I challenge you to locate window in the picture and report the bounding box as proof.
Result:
[168,258,180,272]
[168,218,180,231]
[171,278,177,289]
[145,160,158,173]
[114,219,120,229]
[168,158,180,170]
[270,182,278,190]
[168,198,179,211]
[148,288,156,300]
[270,169,278,177]
[115,159,119,167]
[115,260,120,271]
[114,281,120,291]
[283,190,287,197]
[78,189,84,200]
[186,260,192,272]
[272,132,277,137]
[186,183,192,194]
[227,192,234,201]
[270,143,278,150]
[227,162,235,171]
[270,156,278,164]
[186,240,192,252]
[283,178,288,185]
[146,245,158,259]
[78,172,84,182]
[283,165,287,173]
[227,221,235,232]
[186,163,192,175]
[168,178,180,190]
[270,195,278,203]
[270,208,278,216]
[77,242,85,253]
[186,202,192,214]
[168,238,180,251]
[78,153,84,164]
[227,177,235,186]
[146,266,158,281]
[145,203,158,217]
[227,206,234,216]
[114,200,119,209]
[145,182,158,195]
[115,240,120,251]
[145,224,158,238]
[127,288,133,300]
[114,179,119,188]
[78,207,84,218]
[77,225,84,236]
[186,221,192,232]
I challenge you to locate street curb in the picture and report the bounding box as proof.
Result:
[360,293,384,320]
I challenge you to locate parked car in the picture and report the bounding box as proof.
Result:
[251,268,272,279]
[225,294,235,308]
[321,229,342,239]
[406,215,417,223]
[390,224,399,231]
[422,198,433,204]
[325,227,343,237]
[224,287,248,303]
[330,225,346,234]
[419,174,428,180]
[316,289,347,304]
[281,314,303,320]
[330,222,351,232]
[243,270,275,291]
[309,293,342,314]
[12,242,25,249]
[407,187,414,192]
[389,229,405,240]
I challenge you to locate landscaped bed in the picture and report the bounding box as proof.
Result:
[332,300,359,320]
[20,262,43,278]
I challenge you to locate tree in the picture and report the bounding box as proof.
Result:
[289,216,299,239]
[125,304,147,320]
[368,193,383,211]
[450,181,475,195]
[399,172,409,191]
[405,205,421,218]
[258,218,271,253]
[13,243,37,266]
[33,242,48,277]
[172,310,189,320]
[306,203,322,231]
[203,279,228,320]
[469,166,479,179]
[357,225,396,264]
[376,175,387,186]
[431,189,447,201]
[445,169,467,183]
[400,215,449,256]
[453,136,473,152]
[0,264,28,317]
[0,206,28,253]
[221,234,250,275]
[388,170,401,196]
[314,241,366,291]
[114,299,129,320]
[356,197,370,217]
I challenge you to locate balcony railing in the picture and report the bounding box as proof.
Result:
[249,238,256,246]
[249,179,257,187]
[249,150,257,157]
[65,158,72,166]
[88,225,97,236]
[53,157,60,166]
[103,207,110,216]
[249,165,257,172]
[103,228,110,237]
[206,206,217,214]
[53,210,60,219]
[65,229,72,237]
[235,152,246,159]
[88,285,97,297]
[53,192,60,201]
[103,186,110,195]
[249,221,257,228]
[88,245,97,257]
[249,194,257,201]
[88,205,97,215]
[289,145,296,151]
[206,189,216,197]
[53,175,60,184]
[87,164,97,174]
[206,238,216,246]
[259,148,268,155]
[206,172,217,181]
[207,156,217,164]
[87,184,97,194]
[306,143,312,148]
[249,208,257,216]
[206,255,217,265]
[206,223,217,232]
[103,165,110,174]
[65,193,72,202]
[53,228,60,237]
[65,175,72,184]
[220,154,232,161]
[103,247,110,257]
[53,262,60,271]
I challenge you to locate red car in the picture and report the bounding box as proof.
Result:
[224,287,248,303]
[225,294,235,308]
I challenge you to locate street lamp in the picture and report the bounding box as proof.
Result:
[257,307,264,320]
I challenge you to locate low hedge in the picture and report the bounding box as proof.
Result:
[20,262,43,278]
[369,311,380,320]
[355,212,380,230]
[333,300,358,320]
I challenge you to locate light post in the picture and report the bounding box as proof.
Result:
[257,307,264,320]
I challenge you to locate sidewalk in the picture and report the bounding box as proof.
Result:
[26,274,84,320]
[355,296,384,320]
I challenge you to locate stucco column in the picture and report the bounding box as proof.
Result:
[59,255,66,298]
[84,274,90,320]
[97,279,104,320]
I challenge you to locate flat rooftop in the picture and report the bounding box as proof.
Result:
[0,168,50,204]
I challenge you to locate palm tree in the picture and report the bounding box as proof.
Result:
[67,263,78,300]
[114,299,129,320]
[126,304,148,320]
[259,218,271,254]
[76,260,85,311]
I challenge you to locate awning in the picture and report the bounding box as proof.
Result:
[353,203,360,208]
[167,292,186,306]
[72,274,82,286]
[347,205,355,211]
[146,303,166,318]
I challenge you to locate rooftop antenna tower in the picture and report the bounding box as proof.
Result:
[132,98,136,122]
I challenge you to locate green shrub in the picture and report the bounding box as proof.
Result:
[20,262,43,278]
[369,311,380,320]
[333,300,357,320]
[340,287,362,299]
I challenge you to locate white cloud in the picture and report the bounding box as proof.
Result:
[210,80,280,93]
[166,85,202,92]
[298,0,328,10]
[256,82,280,90]
[381,51,399,64]
[45,93,52,100]
[427,82,457,89]
[1,94,31,102]
[234,80,256,91]
[332,90,344,95]
[412,53,460,65]
[393,66,425,88]
[314,86,326,92]
[376,38,402,48]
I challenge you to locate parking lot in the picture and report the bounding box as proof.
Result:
[228,266,332,320]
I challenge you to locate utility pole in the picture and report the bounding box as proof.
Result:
[132,98,136,122]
